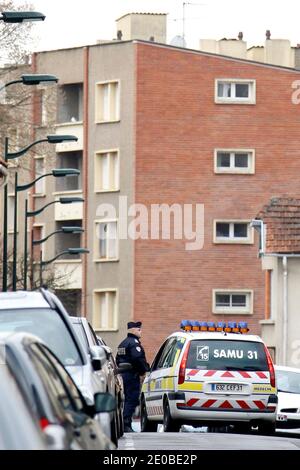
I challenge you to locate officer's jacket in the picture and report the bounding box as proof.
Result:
[116,333,149,375]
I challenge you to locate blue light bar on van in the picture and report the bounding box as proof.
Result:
[180,320,249,334]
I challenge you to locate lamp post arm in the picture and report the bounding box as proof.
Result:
[41,251,70,266]
[27,200,58,217]
[17,172,53,192]
[0,79,22,93]
[6,138,48,160]
[32,230,62,246]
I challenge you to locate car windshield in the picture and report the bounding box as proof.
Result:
[276,369,300,394]
[186,339,268,371]
[0,308,82,366]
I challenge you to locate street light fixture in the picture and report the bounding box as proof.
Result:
[2,134,78,292]
[39,248,89,287]
[0,75,58,93]
[0,11,46,23]
[32,226,84,246]
[12,169,80,290]
[23,197,84,289]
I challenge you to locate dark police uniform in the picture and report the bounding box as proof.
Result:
[116,321,149,431]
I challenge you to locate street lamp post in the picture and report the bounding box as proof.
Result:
[0,72,60,292]
[12,169,80,290]
[24,196,84,290]
[39,248,89,288]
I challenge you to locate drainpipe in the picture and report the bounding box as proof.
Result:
[282,256,288,366]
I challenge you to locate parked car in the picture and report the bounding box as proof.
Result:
[141,320,277,434]
[0,345,46,450]
[0,331,115,449]
[0,290,112,440]
[70,316,124,442]
[275,365,300,429]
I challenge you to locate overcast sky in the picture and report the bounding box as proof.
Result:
[14,0,300,52]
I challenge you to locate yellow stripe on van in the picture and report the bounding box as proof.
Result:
[178,382,203,391]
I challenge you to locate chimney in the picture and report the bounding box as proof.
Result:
[266,30,271,40]
[238,32,243,40]
[115,13,167,43]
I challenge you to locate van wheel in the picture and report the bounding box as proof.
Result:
[140,398,157,432]
[258,421,276,435]
[163,400,181,432]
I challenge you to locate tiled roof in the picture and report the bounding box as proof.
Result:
[257,197,300,253]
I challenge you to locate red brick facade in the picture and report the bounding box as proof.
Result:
[134,42,300,360]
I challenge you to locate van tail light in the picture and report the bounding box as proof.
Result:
[264,345,276,388]
[178,342,191,385]
[39,417,50,430]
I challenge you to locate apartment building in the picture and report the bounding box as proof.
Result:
[28,14,300,361]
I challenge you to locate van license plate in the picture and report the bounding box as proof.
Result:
[211,383,245,393]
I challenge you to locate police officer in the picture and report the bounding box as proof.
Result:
[116,321,149,432]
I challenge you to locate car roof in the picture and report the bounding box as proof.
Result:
[0,291,49,310]
[275,365,300,373]
[70,316,83,324]
[169,331,264,342]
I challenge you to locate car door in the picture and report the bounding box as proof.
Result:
[39,344,110,450]
[144,337,179,419]
[27,342,102,450]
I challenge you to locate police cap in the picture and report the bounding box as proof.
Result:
[127,321,142,329]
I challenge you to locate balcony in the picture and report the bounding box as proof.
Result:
[55,122,83,152]
[54,260,82,289]
[54,191,83,221]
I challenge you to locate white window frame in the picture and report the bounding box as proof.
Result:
[215,79,256,104]
[94,148,120,192]
[95,80,120,123]
[214,220,253,244]
[94,219,119,262]
[214,149,255,174]
[213,289,254,314]
[33,156,46,197]
[93,289,118,331]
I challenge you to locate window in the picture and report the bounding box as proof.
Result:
[95,81,120,122]
[214,220,253,244]
[95,220,118,261]
[34,157,45,195]
[56,152,82,192]
[57,84,83,123]
[95,150,119,192]
[93,290,118,330]
[214,149,255,174]
[215,79,256,104]
[213,289,253,314]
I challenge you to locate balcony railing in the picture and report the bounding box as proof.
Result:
[54,260,82,289]
[54,190,83,221]
[55,122,83,152]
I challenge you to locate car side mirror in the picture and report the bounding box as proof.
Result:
[44,424,67,450]
[94,392,116,414]
[89,345,106,371]
[116,362,133,374]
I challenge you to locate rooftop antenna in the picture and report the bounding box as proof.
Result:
[182,2,206,44]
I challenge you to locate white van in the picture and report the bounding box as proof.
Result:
[141,321,277,434]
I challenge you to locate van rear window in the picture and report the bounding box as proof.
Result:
[186,340,268,371]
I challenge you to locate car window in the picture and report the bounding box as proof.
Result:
[150,338,177,371]
[88,323,98,345]
[40,344,85,412]
[72,322,89,353]
[186,340,268,371]
[0,308,82,366]
[276,369,300,394]
[162,337,185,369]
[27,343,75,417]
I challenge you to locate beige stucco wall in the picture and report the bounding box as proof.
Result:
[87,42,136,353]
[261,256,300,367]
[116,13,166,43]
[200,39,247,58]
